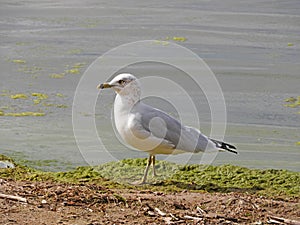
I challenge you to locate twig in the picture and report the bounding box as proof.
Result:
[196,206,206,216]
[183,215,203,221]
[154,207,166,216]
[269,215,300,225]
[0,193,27,203]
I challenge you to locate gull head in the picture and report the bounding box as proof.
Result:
[97,73,141,97]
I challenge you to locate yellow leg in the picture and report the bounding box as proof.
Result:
[152,155,157,177]
[141,155,152,184]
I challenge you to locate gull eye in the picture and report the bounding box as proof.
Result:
[118,80,125,85]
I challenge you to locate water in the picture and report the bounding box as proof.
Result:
[0,0,299,172]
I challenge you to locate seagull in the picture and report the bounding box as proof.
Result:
[98,73,237,183]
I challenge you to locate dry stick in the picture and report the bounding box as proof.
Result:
[0,193,27,203]
[154,207,167,216]
[269,215,300,225]
[183,215,203,221]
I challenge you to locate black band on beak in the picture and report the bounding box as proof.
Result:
[97,83,111,89]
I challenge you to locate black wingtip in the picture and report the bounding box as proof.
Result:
[225,147,238,154]
[210,139,238,154]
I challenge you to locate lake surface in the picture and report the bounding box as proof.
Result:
[0,0,299,171]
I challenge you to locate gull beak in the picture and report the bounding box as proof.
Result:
[97,83,111,89]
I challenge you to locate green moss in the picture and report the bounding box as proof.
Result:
[1,155,299,198]
[94,159,300,197]
[52,167,103,183]
[170,164,300,196]
[0,154,15,163]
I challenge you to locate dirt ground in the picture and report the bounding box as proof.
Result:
[0,179,299,225]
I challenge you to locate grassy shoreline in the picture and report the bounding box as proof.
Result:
[0,154,299,198]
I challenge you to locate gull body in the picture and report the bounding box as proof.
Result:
[98,73,237,183]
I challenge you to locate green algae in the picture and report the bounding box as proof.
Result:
[49,63,86,78]
[284,96,300,108]
[10,93,28,99]
[49,73,65,79]
[72,63,86,69]
[166,36,187,42]
[10,57,42,77]
[65,68,80,74]
[65,62,86,75]
[171,164,300,196]
[1,90,67,116]
[56,104,68,108]
[1,155,299,198]
[94,158,180,184]
[2,111,45,117]
[11,59,26,64]
[56,93,64,97]
[172,36,187,42]
[42,103,68,108]
[153,40,169,46]
[32,92,49,100]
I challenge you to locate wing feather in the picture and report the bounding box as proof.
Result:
[131,102,209,153]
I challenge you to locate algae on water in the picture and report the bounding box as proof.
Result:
[49,73,65,79]
[65,63,86,74]
[1,90,68,117]
[3,111,45,117]
[284,96,300,108]
[11,59,26,64]
[10,93,28,99]
[49,62,86,78]
[165,36,187,42]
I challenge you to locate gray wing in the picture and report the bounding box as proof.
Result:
[131,102,210,153]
